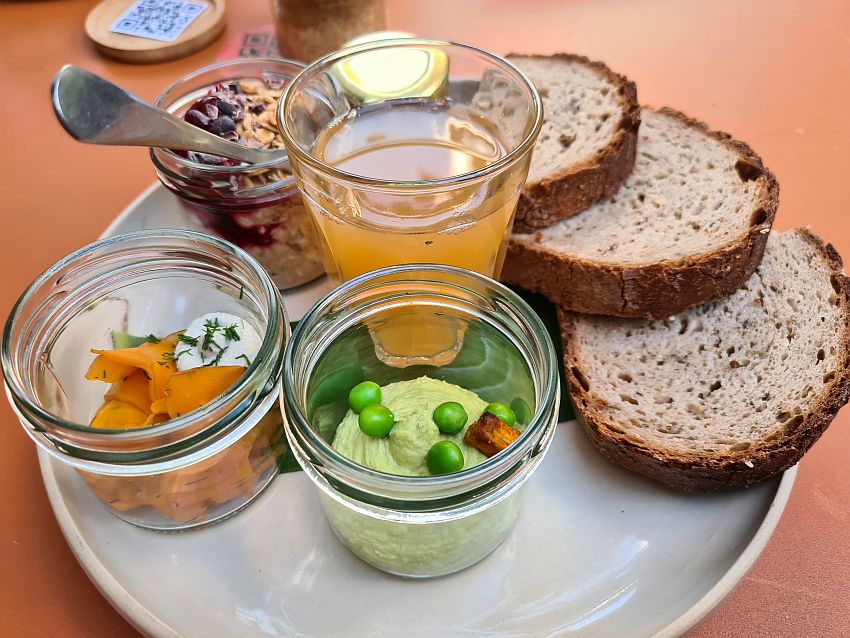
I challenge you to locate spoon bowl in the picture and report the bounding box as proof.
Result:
[51,65,290,167]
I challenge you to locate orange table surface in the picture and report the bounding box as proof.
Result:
[1,1,849,636]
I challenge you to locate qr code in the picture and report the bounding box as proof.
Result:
[110,0,207,43]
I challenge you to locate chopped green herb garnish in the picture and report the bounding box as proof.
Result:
[223,324,241,341]
[203,346,227,367]
[236,354,252,366]
[175,349,192,360]
[238,285,244,300]
[425,240,433,245]
[201,318,221,351]
[145,334,161,343]
[159,351,179,364]
[178,334,199,347]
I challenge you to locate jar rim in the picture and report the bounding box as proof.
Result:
[277,38,544,191]
[282,263,559,503]
[2,229,287,460]
[152,57,305,175]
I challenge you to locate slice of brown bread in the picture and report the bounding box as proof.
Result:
[507,54,640,233]
[561,229,850,491]
[502,108,780,319]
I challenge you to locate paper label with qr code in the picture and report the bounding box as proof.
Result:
[110,0,207,42]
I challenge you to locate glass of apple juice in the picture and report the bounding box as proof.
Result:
[276,39,543,283]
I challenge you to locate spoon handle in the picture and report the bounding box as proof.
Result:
[51,65,288,166]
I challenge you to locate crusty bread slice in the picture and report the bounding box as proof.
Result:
[507,54,640,233]
[502,108,780,319]
[561,229,850,491]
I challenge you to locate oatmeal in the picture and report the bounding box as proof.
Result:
[179,79,287,165]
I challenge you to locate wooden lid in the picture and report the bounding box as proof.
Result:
[85,0,226,64]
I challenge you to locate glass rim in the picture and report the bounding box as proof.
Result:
[277,38,544,189]
[152,57,305,175]
[282,263,559,500]
[1,228,285,444]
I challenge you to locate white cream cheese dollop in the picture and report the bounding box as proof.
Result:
[175,312,262,372]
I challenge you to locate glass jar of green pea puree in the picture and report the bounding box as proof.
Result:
[282,265,559,577]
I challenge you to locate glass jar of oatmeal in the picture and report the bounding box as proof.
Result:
[151,58,325,290]
[269,0,386,62]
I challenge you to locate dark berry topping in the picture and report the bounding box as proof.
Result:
[209,116,236,136]
[184,151,240,167]
[178,83,251,165]
[184,109,211,128]
[216,99,237,116]
[175,79,281,166]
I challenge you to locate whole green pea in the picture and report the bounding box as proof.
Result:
[349,381,381,413]
[426,441,464,475]
[432,401,468,434]
[485,401,516,426]
[358,404,395,438]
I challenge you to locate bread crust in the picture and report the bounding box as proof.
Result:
[560,229,850,491]
[502,107,780,319]
[509,53,641,234]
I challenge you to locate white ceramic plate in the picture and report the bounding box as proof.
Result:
[39,185,795,638]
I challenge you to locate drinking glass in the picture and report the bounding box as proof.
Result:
[277,39,543,283]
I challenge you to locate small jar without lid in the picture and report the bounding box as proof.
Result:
[2,230,289,531]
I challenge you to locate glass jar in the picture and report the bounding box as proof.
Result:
[2,230,289,531]
[269,0,386,62]
[282,265,559,577]
[151,58,325,290]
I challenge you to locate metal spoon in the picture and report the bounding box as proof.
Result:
[51,65,289,167]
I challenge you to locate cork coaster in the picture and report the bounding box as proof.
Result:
[85,0,226,64]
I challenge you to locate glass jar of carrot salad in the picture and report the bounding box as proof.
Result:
[2,230,289,531]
